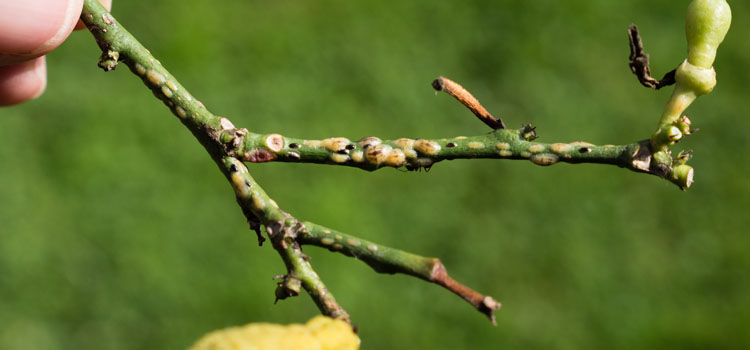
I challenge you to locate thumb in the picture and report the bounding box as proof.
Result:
[0,0,84,66]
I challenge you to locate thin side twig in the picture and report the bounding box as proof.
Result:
[432,76,506,129]
[628,24,676,90]
[298,222,501,324]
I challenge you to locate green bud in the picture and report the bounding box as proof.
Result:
[673,150,693,166]
[675,116,693,136]
[220,131,234,144]
[667,126,683,143]
[686,0,731,69]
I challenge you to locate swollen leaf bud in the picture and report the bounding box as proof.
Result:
[686,0,731,69]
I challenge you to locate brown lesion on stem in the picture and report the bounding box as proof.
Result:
[432,76,506,129]
[430,260,501,325]
[628,24,677,90]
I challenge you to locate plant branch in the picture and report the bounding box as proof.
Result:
[81,0,353,322]
[240,130,690,187]
[243,129,631,168]
[80,0,502,324]
[298,222,501,324]
[79,0,716,330]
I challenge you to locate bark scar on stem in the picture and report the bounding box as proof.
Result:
[432,76,506,130]
[628,24,676,90]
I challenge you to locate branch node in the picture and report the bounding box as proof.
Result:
[520,124,538,141]
[274,275,302,303]
[98,49,119,71]
[630,140,652,172]
[432,76,506,130]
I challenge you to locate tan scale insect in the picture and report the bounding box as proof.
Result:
[366,144,392,165]
[413,139,440,155]
[161,85,173,98]
[174,106,187,119]
[322,137,351,152]
[549,143,572,154]
[385,149,406,167]
[495,142,511,151]
[303,140,322,148]
[357,136,382,149]
[330,153,349,163]
[528,143,545,153]
[530,153,559,166]
[146,70,165,86]
[351,150,364,163]
[134,63,146,75]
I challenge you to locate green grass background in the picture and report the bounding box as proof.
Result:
[1,0,748,348]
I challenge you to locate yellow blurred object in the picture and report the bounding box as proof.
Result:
[189,315,360,350]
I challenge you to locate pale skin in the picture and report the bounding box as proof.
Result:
[0,0,112,106]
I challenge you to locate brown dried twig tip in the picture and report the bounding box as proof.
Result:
[628,24,676,90]
[432,76,506,130]
[430,261,501,325]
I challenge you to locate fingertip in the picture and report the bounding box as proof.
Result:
[0,57,47,107]
[0,0,83,65]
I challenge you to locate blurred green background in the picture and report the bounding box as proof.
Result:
[1,0,748,348]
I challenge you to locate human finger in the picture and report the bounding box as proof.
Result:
[0,57,47,106]
[0,0,84,66]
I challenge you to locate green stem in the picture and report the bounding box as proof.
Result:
[243,130,635,170]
